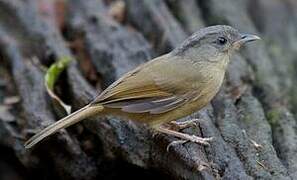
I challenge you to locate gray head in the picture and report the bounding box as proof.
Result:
[172,25,260,61]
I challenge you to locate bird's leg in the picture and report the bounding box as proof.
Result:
[155,125,213,151]
[169,119,201,130]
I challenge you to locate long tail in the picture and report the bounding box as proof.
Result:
[24,104,104,149]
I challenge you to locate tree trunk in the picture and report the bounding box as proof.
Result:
[0,0,296,179]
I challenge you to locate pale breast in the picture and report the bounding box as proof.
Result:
[145,66,226,127]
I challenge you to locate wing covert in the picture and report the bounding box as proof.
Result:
[91,54,203,114]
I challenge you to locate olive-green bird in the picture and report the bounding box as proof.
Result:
[25,25,260,149]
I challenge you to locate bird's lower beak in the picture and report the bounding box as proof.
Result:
[232,33,261,49]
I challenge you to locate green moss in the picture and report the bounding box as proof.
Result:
[266,109,281,127]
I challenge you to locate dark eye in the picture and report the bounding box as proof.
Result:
[217,37,227,45]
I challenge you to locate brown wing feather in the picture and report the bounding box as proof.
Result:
[92,54,202,114]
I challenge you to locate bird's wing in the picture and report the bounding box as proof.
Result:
[92,54,203,114]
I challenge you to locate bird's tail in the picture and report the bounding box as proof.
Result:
[24,104,104,149]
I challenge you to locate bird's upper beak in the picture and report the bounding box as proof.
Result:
[232,33,261,49]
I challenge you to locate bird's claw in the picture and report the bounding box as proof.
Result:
[166,135,214,151]
[167,140,188,151]
[188,135,213,146]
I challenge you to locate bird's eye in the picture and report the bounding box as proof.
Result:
[217,37,227,45]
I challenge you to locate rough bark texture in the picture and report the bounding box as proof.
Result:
[0,0,296,179]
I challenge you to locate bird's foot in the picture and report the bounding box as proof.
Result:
[155,125,214,151]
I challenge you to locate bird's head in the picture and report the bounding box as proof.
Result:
[173,25,260,64]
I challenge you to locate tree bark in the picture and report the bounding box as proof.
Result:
[0,0,296,179]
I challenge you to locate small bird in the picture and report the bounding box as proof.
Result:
[25,25,260,149]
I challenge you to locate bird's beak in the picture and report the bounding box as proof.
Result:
[239,33,261,43]
[232,33,261,49]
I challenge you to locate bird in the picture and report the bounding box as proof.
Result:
[24,25,260,149]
